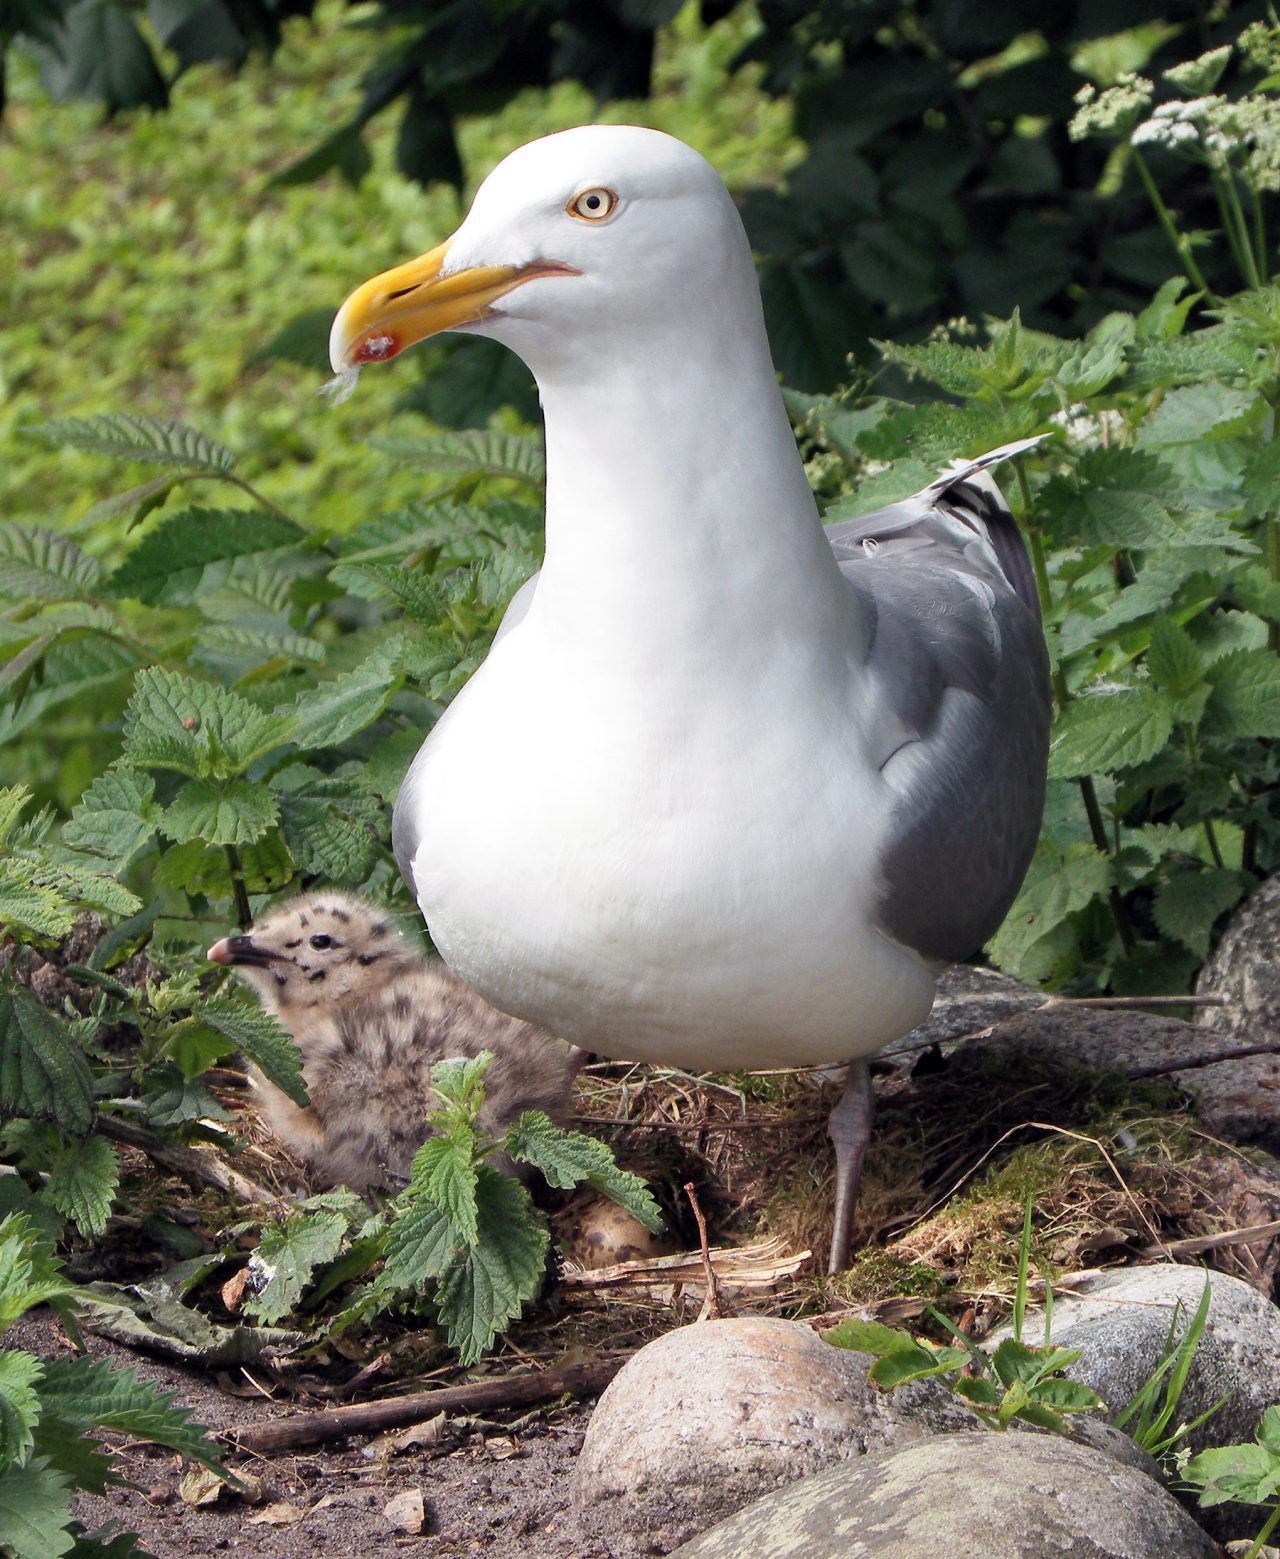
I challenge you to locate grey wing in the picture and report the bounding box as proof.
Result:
[829,446,1051,963]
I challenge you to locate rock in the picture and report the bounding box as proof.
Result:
[985,1264,1280,1543]
[879,963,1045,1070]
[946,1005,1280,1153]
[574,1317,971,1556]
[1196,873,1280,1049]
[986,1265,1280,1453]
[669,1430,1218,1558]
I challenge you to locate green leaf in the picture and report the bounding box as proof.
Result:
[36,1354,225,1475]
[952,1373,1000,1407]
[0,1455,75,1559]
[432,1165,548,1366]
[275,795,380,883]
[504,1112,662,1233]
[1139,384,1260,447]
[370,431,545,487]
[0,526,100,602]
[78,1284,303,1369]
[0,1215,77,1332]
[0,788,33,847]
[242,1211,349,1325]
[41,1136,119,1240]
[1205,650,1280,738]
[62,767,161,873]
[1048,686,1174,778]
[1184,1441,1280,1507]
[0,992,95,1137]
[380,1198,459,1290]
[427,1053,494,1109]
[0,1349,44,1473]
[407,1132,479,1248]
[279,647,402,750]
[0,863,74,944]
[867,1344,970,1389]
[196,996,306,1108]
[104,509,305,605]
[1030,1377,1103,1413]
[161,779,278,847]
[1153,868,1248,957]
[26,415,234,473]
[1257,1406,1280,1459]
[153,834,294,898]
[988,841,1111,982]
[122,666,293,780]
[990,1338,1047,1388]
[1145,618,1205,700]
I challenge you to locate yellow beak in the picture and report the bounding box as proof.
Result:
[329,238,578,372]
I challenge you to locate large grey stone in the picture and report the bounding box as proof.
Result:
[878,964,1046,1070]
[947,1005,1280,1153]
[573,1317,971,1556]
[669,1431,1218,1558]
[1196,873,1280,1049]
[986,1264,1280,1453]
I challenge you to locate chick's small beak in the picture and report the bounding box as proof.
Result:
[207,935,275,968]
[328,237,579,373]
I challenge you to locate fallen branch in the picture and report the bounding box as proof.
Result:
[560,1235,809,1294]
[1127,1041,1280,1080]
[231,1354,629,1455]
[100,1115,286,1210]
[1141,1218,1280,1259]
[684,1181,723,1321]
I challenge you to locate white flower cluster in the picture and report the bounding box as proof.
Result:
[1239,21,1280,77]
[1129,92,1280,187]
[1069,74,1154,141]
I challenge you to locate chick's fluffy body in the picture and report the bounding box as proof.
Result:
[227,892,578,1189]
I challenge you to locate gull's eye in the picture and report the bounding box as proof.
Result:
[567,187,618,222]
[310,933,335,950]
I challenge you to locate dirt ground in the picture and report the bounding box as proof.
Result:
[12,1310,606,1559]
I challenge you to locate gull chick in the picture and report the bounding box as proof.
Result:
[208,892,582,1190]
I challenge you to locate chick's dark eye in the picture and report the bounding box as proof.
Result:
[310,933,334,950]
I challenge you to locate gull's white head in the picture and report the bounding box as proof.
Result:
[329,126,757,383]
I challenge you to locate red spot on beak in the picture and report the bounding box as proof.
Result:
[354,333,400,364]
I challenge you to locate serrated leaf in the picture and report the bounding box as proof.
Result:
[432,1166,547,1365]
[1048,686,1174,778]
[123,666,294,780]
[0,787,33,848]
[370,431,545,487]
[0,1349,44,1472]
[1205,650,1280,738]
[428,1053,494,1109]
[406,1132,479,1247]
[1145,618,1205,699]
[153,834,294,898]
[0,526,101,602]
[0,1455,75,1559]
[1153,868,1248,957]
[194,624,325,666]
[0,1215,76,1332]
[62,768,160,873]
[380,1197,459,1290]
[1139,384,1260,447]
[867,1343,969,1388]
[161,779,278,847]
[504,1113,662,1232]
[242,1211,349,1325]
[279,648,402,750]
[196,997,306,1107]
[35,1355,225,1475]
[988,841,1110,981]
[105,509,305,605]
[26,415,234,473]
[1030,1377,1103,1412]
[275,796,380,883]
[41,1136,119,1239]
[0,992,95,1136]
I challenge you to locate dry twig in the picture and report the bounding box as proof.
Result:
[101,1114,286,1210]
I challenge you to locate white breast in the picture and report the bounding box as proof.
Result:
[401,613,936,1071]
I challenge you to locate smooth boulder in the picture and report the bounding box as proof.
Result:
[669,1430,1218,1558]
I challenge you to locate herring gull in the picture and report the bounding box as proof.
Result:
[328,125,1051,1270]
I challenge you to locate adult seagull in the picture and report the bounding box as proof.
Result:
[329,125,1051,1271]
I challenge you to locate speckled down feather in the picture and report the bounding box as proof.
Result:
[210,891,580,1189]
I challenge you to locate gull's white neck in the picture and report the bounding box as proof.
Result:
[521,303,855,668]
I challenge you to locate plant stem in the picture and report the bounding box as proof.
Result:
[224,845,252,929]
[1131,149,1212,295]
[1242,1498,1280,1559]
[1250,184,1269,285]
[1269,515,1279,653]
[1215,167,1263,291]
